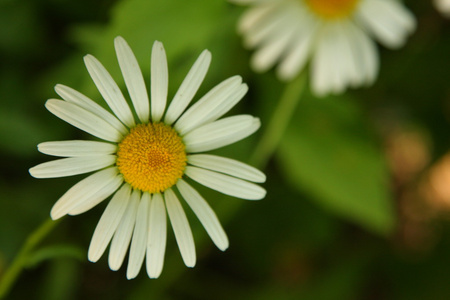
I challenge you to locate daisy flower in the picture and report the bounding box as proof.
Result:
[29,36,266,279]
[434,0,450,17]
[231,0,416,96]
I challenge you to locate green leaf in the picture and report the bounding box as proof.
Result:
[277,93,394,235]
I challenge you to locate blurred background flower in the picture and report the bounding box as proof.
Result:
[434,0,450,17]
[1,0,450,299]
[231,0,416,96]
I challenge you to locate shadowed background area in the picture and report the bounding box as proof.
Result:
[1,0,450,299]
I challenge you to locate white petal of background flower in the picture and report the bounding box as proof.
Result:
[185,166,266,200]
[37,140,117,157]
[344,22,378,86]
[109,189,139,271]
[50,167,120,220]
[164,50,211,125]
[165,188,196,267]
[434,0,450,17]
[250,17,298,73]
[29,155,116,178]
[55,84,129,136]
[188,154,266,183]
[277,22,316,81]
[356,0,416,49]
[183,115,260,153]
[88,184,131,263]
[176,179,229,251]
[334,22,360,88]
[115,36,150,123]
[45,99,123,143]
[146,193,167,278]
[318,24,351,95]
[151,41,169,122]
[311,27,339,96]
[237,1,279,35]
[242,2,292,48]
[127,192,150,279]
[84,54,136,128]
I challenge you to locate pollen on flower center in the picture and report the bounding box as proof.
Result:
[304,0,359,19]
[116,123,187,194]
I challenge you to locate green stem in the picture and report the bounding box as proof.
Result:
[250,73,306,169]
[0,218,59,299]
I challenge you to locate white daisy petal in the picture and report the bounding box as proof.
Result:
[251,19,298,73]
[277,23,316,81]
[37,140,117,157]
[164,188,196,267]
[188,154,266,183]
[146,193,167,279]
[183,115,260,153]
[345,22,379,86]
[68,175,123,216]
[328,23,351,95]
[88,184,131,263]
[185,166,266,200]
[243,2,292,48]
[108,189,140,271]
[84,54,136,127]
[127,192,150,279]
[357,0,416,49]
[311,27,335,97]
[174,76,244,135]
[50,167,121,220]
[237,1,279,34]
[45,99,123,143]
[29,155,116,178]
[115,36,150,123]
[164,50,211,125]
[329,22,356,94]
[356,28,379,86]
[176,179,228,251]
[151,41,169,122]
[55,84,128,136]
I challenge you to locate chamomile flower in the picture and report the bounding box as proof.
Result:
[231,0,416,96]
[29,36,266,279]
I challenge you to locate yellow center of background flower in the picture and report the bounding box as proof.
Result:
[117,123,187,194]
[305,0,359,19]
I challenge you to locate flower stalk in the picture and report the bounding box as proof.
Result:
[0,218,59,299]
[251,73,306,169]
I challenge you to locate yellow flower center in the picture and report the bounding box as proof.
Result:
[304,0,359,19]
[116,123,187,194]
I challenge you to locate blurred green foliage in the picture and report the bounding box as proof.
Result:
[2,0,450,299]
[278,92,393,235]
